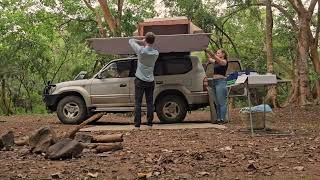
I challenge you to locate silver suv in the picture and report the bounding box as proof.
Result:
[43,55,209,124]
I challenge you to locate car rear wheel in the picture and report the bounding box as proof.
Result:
[156,95,187,123]
[57,96,87,124]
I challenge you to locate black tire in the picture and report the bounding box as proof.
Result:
[56,96,87,124]
[156,95,187,123]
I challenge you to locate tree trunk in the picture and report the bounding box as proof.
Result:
[285,47,300,107]
[0,79,13,115]
[310,44,320,104]
[309,0,320,104]
[83,0,107,38]
[98,0,119,36]
[264,0,278,108]
[297,16,312,105]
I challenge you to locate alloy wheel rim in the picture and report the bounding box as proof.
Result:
[63,102,80,119]
[163,101,180,119]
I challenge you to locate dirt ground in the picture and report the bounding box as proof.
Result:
[0,106,320,180]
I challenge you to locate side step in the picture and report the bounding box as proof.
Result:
[93,107,147,112]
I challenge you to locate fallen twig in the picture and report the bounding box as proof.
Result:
[65,113,105,139]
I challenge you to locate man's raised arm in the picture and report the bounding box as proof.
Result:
[129,39,143,54]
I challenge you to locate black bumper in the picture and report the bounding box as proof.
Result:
[43,94,59,111]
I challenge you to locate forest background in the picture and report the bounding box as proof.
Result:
[0,0,319,115]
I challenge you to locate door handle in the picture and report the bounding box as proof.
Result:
[156,81,163,84]
[120,83,127,87]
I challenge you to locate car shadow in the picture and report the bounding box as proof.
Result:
[92,120,211,126]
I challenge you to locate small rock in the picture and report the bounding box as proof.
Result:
[74,133,93,143]
[15,136,29,146]
[97,152,111,157]
[264,171,272,176]
[17,174,27,178]
[247,163,257,171]
[153,171,161,176]
[137,173,147,179]
[87,172,98,178]
[293,166,304,171]
[308,158,314,162]
[51,172,62,179]
[220,146,232,151]
[193,152,204,160]
[162,149,173,153]
[0,131,14,150]
[248,160,255,164]
[197,171,210,176]
[178,173,193,179]
[145,157,153,163]
[18,147,30,156]
[273,147,279,152]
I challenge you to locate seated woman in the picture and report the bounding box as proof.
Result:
[205,48,229,124]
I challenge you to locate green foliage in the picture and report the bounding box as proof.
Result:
[1,0,318,114]
[0,0,156,114]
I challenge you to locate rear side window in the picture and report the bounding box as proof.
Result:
[162,58,192,75]
[131,56,192,76]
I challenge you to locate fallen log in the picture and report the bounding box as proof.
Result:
[92,134,123,143]
[81,142,125,149]
[95,143,123,153]
[65,113,105,139]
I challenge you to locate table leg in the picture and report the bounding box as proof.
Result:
[247,85,254,136]
[263,86,266,129]
[226,87,232,122]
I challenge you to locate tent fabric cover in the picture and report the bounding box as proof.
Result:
[88,33,211,55]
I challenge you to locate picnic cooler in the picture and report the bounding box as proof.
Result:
[239,105,274,130]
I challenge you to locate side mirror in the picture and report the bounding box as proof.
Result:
[74,71,87,80]
[96,73,102,79]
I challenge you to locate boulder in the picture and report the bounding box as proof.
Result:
[0,131,14,150]
[46,138,84,160]
[28,127,57,153]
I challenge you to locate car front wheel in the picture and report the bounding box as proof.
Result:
[57,96,87,124]
[156,95,187,123]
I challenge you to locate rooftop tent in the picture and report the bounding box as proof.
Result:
[87,17,210,55]
[134,17,204,36]
[87,33,211,55]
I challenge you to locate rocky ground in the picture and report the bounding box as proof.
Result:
[0,106,320,180]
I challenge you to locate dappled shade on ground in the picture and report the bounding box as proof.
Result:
[0,106,320,179]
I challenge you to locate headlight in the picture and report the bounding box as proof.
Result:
[43,84,56,95]
[49,86,56,94]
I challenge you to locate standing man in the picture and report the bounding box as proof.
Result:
[129,32,159,129]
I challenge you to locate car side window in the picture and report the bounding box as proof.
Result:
[130,59,164,77]
[163,57,192,75]
[100,61,131,78]
[116,61,131,78]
